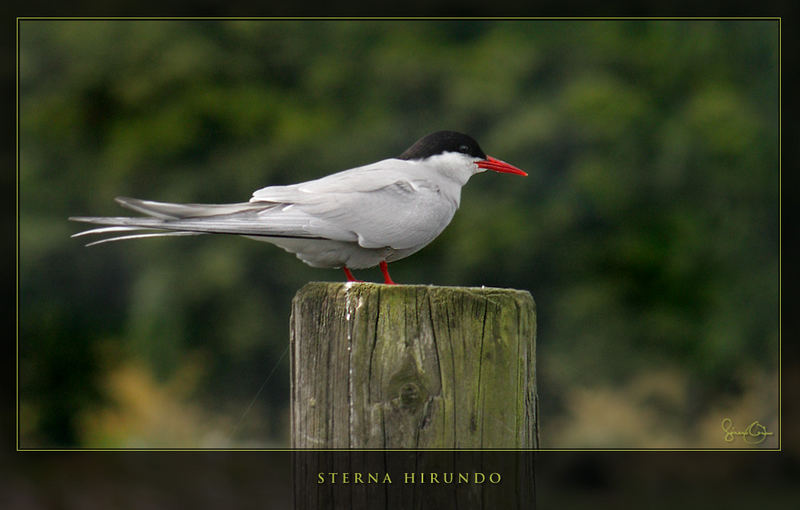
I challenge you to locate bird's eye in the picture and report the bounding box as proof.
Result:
[458,145,470,153]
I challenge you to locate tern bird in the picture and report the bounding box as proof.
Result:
[71,130,527,284]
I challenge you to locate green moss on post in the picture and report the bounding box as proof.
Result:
[290,282,538,449]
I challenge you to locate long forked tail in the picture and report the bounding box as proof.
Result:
[70,197,284,246]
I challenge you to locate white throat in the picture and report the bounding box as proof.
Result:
[420,152,483,187]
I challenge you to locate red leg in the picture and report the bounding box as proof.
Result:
[342,267,363,283]
[379,261,396,285]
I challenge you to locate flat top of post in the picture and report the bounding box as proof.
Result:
[295,281,534,308]
[299,281,532,294]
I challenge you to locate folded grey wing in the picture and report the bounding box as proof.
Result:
[271,180,456,250]
[249,160,457,250]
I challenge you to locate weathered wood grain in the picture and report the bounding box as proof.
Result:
[290,283,538,449]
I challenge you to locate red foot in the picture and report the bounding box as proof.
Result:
[343,267,364,283]
[380,261,397,285]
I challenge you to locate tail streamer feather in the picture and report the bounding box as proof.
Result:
[84,231,204,247]
[70,196,332,246]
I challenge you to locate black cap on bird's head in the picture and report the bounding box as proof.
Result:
[399,131,487,160]
[399,130,527,176]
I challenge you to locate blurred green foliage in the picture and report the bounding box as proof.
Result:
[19,20,779,447]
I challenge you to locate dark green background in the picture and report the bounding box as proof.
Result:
[19,19,779,448]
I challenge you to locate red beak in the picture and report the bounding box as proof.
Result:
[476,156,528,176]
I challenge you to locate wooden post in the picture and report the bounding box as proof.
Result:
[290,283,538,449]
